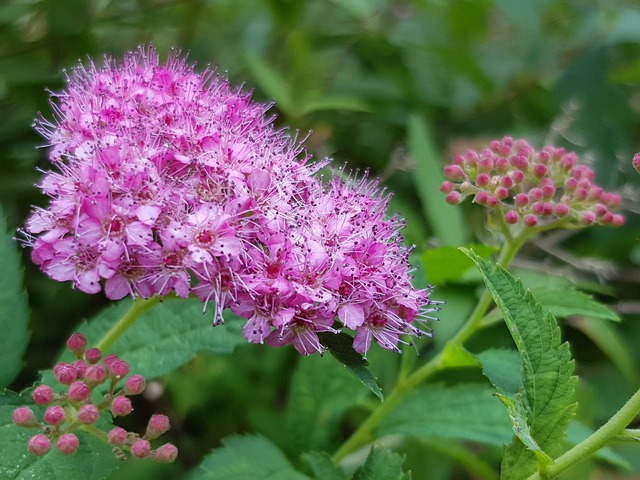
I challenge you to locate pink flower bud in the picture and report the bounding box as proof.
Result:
[32,384,54,405]
[68,381,90,402]
[153,443,178,463]
[537,151,550,163]
[145,414,171,439]
[28,434,51,456]
[532,164,548,178]
[103,354,119,369]
[54,363,78,385]
[574,188,588,202]
[453,154,464,165]
[474,191,488,205]
[633,153,640,174]
[464,150,479,165]
[444,165,466,181]
[494,157,509,171]
[476,173,490,187]
[524,214,538,227]
[439,181,455,193]
[110,396,133,417]
[71,359,88,378]
[499,175,513,188]
[478,157,493,172]
[84,364,107,386]
[124,375,146,395]
[564,177,578,192]
[485,195,498,207]
[108,359,130,378]
[581,211,596,225]
[510,154,529,170]
[495,186,509,200]
[504,210,519,224]
[528,188,543,202]
[108,427,128,445]
[13,407,38,427]
[56,433,80,455]
[44,405,65,426]
[540,181,555,199]
[78,404,100,424]
[593,203,607,217]
[588,186,603,201]
[445,191,462,205]
[514,193,529,207]
[560,152,578,170]
[85,348,102,364]
[611,214,625,226]
[66,333,87,356]
[601,192,621,207]
[510,170,524,184]
[131,439,151,458]
[554,203,570,217]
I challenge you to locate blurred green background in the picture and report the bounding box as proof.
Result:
[1,0,640,478]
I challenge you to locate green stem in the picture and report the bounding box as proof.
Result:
[527,387,640,479]
[95,297,163,351]
[332,236,529,463]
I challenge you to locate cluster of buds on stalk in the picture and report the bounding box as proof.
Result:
[12,332,177,463]
[440,137,624,233]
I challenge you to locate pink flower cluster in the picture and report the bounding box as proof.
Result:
[441,137,624,229]
[23,46,434,355]
[13,333,177,462]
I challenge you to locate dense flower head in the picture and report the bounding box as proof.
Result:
[22,46,435,356]
[441,137,625,232]
[14,333,177,462]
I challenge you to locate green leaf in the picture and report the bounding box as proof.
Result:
[190,435,310,480]
[319,332,383,401]
[299,96,370,115]
[477,349,521,396]
[43,298,245,385]
[303,451,347,480]
[568,317,637,385]
[0,390,118,480]
[530,287,620,322]
[378,383,513,447]
[352,446,410,480]
[407,115,466,246]
[245,54,295,116]
[421,244,496,285]
[283,353,370,456]
[0,205,30,389]
[464,250,577,479]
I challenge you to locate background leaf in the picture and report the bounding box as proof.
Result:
[352,446,410,480]
[531,287,620,322]
[189,435,309,480]
[378,383,512,447]
[0,204,29,389]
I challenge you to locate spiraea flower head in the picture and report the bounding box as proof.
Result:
[22,46,435,356]
[441,137,625,233]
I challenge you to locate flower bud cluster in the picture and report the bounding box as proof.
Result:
[440,137,624,230]
[13,333,177,462]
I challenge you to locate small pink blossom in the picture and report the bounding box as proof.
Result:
[32,384,54,405]
[28,434,51,456]
[153,443,179,463]
[56,433,80,455]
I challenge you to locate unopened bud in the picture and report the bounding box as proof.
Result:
[85,348,102,364]
[78,404,100,424]
[108,426,128,445]
[32,384,54,405]
[524,214,538,227]
[110,396,133,417]
[633,153,640,174]
[66,333,87,357]
[44,406,65,426]
[145,414,171,439]
[108,359,130,379]
[153,443,178,463]
[131,439,151,458]
[13,407,38,427]
[28,434,51,456]
[124,374,146,395]
[68,381,90,402]
[84,364,107,386]
[56,433,80,454]
[54,363,78,385]
[504,210,519,224]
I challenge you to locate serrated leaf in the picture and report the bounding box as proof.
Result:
[477,349,521,396]
[318,332,383,401]
[42,297,245,385]
[421,244,496,285]
[531,287,620,322]
[0,390,118,480]
[190,435,310,480]
[284,353,369,456]
[378,383,513,447]
[352,446,410,480]
[464,250,577,479]
[407,115,466,246]
[0,205,30,389]
[303,451,347,480]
